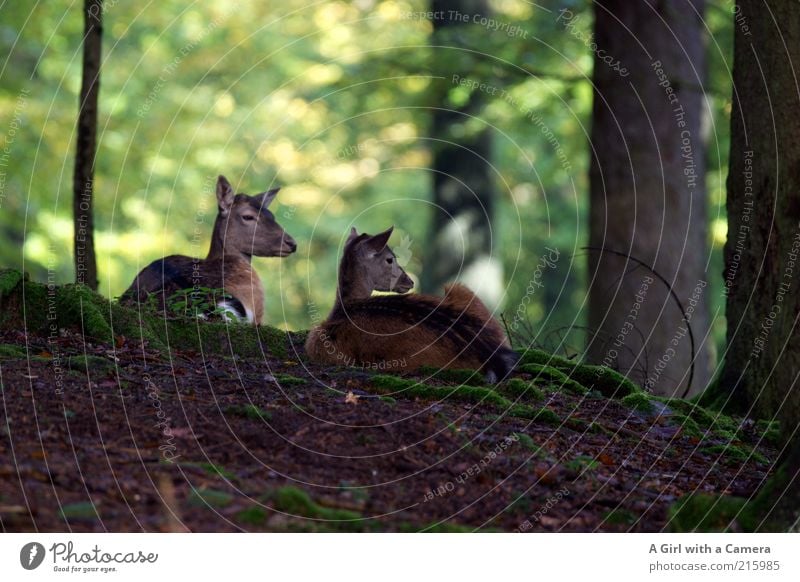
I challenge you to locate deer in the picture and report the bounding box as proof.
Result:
[305,226,518,382]
[121,175,296,325]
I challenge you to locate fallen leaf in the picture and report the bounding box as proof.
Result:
[345,391,359,405]
[598,453,615,466]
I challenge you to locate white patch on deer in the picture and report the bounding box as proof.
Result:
[217,300,251,323]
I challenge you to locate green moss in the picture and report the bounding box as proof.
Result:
[59,501,99,520]
[588,422,617,437]
[273,373,306,386]
[0,344,26,358]
[668,493,748,532]
[225,404,271,421]
[567,365,639,398]
[418,366,484,386]
[603,508,638,526]
[622,391,655,414]
[519,348,577,369]
[56,284,114,340]
[0,270,290,360]
[379,396,397,405]
[671,414,705,439]
[503,378,546,401]
[371,375,509,409]
[66,354,115,372]
[188,488,234,508]
[564,455,599,473]
[0,269,25,297]
[701,444,768,465]
[756,420,780,446]
[236,506,268,525]
[518,364,588,395]
[742,459,798,531]
[566,418,590,432]
[371,375,556,422]
[272,486,361,521]
[512,432,547,457]
[664,399,740,439]
[182,462,237,480]
[519,348,640,399]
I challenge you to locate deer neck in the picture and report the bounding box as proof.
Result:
[332,254,372,314]
[206,215,252,263]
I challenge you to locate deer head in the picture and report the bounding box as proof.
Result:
[209,175,297,260]
[337,226,414,304]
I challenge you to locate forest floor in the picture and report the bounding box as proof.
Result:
[0,319,778,532]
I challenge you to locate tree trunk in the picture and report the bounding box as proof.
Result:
[72,0,102,290]
[586,0,710,397]
[423,0,500,308]
[720,0,800,530]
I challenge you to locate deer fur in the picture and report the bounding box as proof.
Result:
[305,226,518,381]
[121,175,296,324]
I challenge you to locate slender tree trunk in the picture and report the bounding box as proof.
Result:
[423,0,500,307]
[586,0,710,397]
[73,0,102,290]
[720,0,800,530]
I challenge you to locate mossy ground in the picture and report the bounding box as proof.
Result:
[0,269,784,532]
[0,268,290,359]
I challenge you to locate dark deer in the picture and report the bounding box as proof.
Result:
[305,226,518,381]
[122,175,296,324]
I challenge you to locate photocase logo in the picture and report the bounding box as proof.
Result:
[20,542,46,570]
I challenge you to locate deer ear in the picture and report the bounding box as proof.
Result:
[216,175,235,215]
[346,227,359,245]
[364,226,394,254]
[255,187,280,210]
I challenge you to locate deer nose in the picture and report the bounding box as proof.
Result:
[285,236,297,252]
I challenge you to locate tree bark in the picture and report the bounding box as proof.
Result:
[423,0,501,308]
[720,0,800,530]
[586,0,710,397]
[73,0,102,290]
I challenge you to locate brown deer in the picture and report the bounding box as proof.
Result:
[305,226,518,381]
[121,175,296,324]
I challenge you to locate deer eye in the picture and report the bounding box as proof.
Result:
[386,257,393,264]
[242,215,256,222]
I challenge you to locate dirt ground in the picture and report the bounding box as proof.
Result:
[0,326,776,532]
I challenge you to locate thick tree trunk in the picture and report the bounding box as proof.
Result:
[423,0,500,307]
[72,0,102,290]
[720,0,800,531]
[586,0,710,397]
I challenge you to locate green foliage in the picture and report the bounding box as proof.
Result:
[0,1,734,355]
